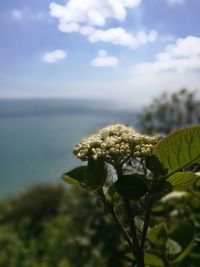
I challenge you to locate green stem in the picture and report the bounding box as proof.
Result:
[115,165,145,267]
[98,188,133,248]
[140,173,158,249]
[163,255,170,267]
[140,204,152,249]
[123,198,145,267]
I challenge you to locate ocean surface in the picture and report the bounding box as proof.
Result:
[0,99,137,200]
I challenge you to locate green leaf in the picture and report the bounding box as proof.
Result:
[87,159,107,189]
[166,238,182,255]
[62,166,87,188]
[147,223,167,246]
[144,252,164,267]
[125,252,165,267]
[153,126,200,175]
[170,221,195,264]
[114,174,148,201]
[167,172,199,191]
[62,161,107,190]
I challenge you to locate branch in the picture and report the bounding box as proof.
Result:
[123,197,140,251]
[140,173,158,249]
[98,188,133,248]
[140,204,152,249]
[115,165,145,267]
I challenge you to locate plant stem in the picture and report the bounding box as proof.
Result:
[115,165,145,267]
[140,173,158,249]
[98,188,133,248]
[140,204,152,249]
[123,198,140,250]
[123,198,145,267]
[163,255,170,267]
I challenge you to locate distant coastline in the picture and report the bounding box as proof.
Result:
[0,98,138,119]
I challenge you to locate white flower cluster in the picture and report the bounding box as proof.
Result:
[73,124,158,163]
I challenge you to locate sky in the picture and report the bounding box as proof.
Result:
[0,0,200,108]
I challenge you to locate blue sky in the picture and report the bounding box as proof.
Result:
[0,0,200,108]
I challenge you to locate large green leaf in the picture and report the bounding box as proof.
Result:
[62,166,87,188]
[114,174,148,200]
[167,172,199,191]
[62,161,107,190]
[153,126,200,175]
[147,223,167,246]
[87,159,107,189]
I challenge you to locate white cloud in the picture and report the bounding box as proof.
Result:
[79,26,95,36]
[12,9,23,20]
[50,0,142,27]
[89,28,157,48]
[91,50,119,67]
[166,0,185,6]
[165,36,200,58]
[89,28,138,47]
[59,22,80,32]
[58,24,158,48]
[42,50,67,63]
[50,0,158,49]
[134,36,200,74]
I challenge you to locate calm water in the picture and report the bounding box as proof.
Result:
[0,99,136,199]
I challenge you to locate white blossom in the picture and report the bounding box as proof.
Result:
[73,124,159,163]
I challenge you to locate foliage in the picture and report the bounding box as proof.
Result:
[0,185,126,267]
[138,89,200,135]
[63,123,200,267]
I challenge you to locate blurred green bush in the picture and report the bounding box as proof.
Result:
[0,185,127,267]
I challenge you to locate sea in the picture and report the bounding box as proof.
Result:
[0,99,137,200]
